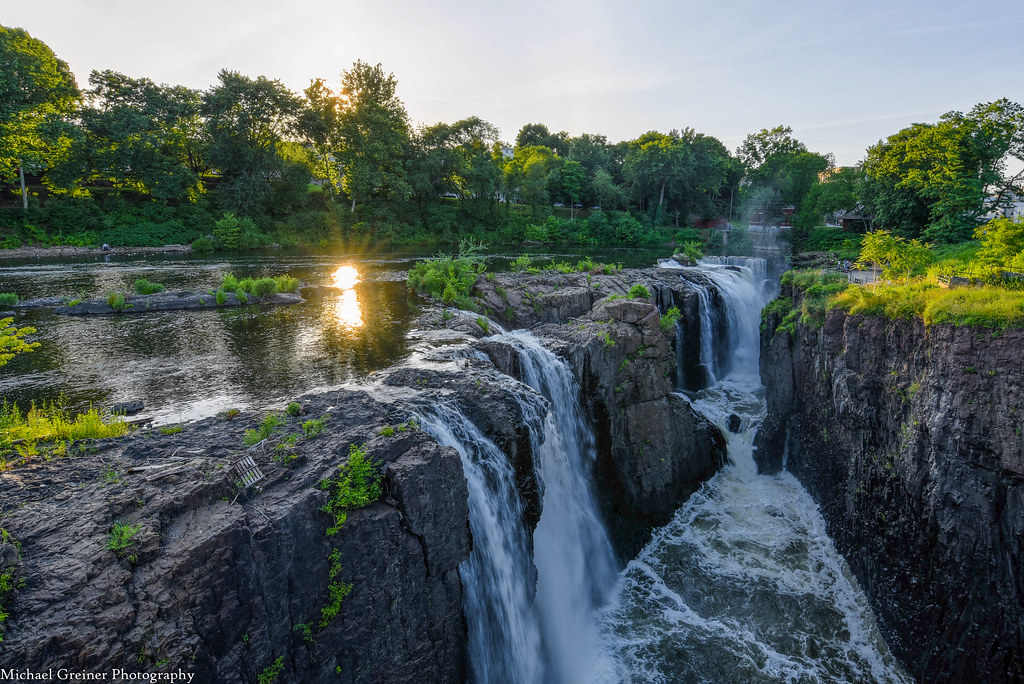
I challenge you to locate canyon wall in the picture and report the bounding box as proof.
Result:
[758,287,1024,683]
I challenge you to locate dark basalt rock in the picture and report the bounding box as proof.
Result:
[727,414,742,433]
[757,280,1024,683]
[0,384,476,683]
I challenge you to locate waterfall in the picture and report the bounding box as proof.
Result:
[419,331,617,683]
[418,407,544,684]
[598,261,912,683]
[500,332,619,683]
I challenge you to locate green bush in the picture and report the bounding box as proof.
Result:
[286,402,302,417]
[407,239,488,309]
[0,293,18,307]
[302,417,326,438]
[252,278,278,299]
[273,275,299,293]
[133,279,166,295]
[659,306,681,333]
[681,241,703,263]
[191,236,215,252]
[628,284,651,299]
[243,414,287,446]
[215,289,226,306]
[319,443,383,535]
[106,292,128,312]
[107,521,140,553]
[510,254,534,273]
[213,213,261,250]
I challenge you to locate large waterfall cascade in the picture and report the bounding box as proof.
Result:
[595,259,911,683]
[420,257,910,683]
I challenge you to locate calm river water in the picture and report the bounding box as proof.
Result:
[0,247,663,424]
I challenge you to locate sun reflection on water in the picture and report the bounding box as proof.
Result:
[331,265,363,329]
[332,265,360,290]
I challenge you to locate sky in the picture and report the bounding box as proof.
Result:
[6,0,1024,165]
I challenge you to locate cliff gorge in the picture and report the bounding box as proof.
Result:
[758,286,1024,683]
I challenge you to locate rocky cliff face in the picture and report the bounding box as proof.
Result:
[0,344,548,683]
[468,269,727,558]
[758,290,1024,683]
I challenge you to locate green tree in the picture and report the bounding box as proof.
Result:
[515,123,568,156]
[0,25,79,210]
[295,78,341,200]
[57,70,204,202]
[796,166,866,231]
[738,125,831,228]
[504,145,557,218]
[561,160,585,219]
[591,168,624,210]
[974,216,1024,265]
[856,229,930,283]
[334,61,411,214]
[863,100,1024,243]
[202,70,301,213]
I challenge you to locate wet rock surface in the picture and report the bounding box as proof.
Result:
[458,267,728,557]
[758,285,1024,683]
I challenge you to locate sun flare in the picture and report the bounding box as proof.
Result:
[332,265,360,290]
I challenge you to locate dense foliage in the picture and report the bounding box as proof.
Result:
[1,24,1021,257]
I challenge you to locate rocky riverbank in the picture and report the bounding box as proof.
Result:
[757,282,1024,683]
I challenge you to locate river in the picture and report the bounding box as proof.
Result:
[0,246,661,424]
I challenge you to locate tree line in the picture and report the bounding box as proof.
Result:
[1,24,1022,249]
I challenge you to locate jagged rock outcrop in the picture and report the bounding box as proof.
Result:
[758,290,1024,683]
[536,297,726,558]
[462,268,728,558]
[0,348,546,683]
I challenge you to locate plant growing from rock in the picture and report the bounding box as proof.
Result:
[252,278,278,299]
[318,548,352,628]
[407,239,488,309]
[285,402,302,417]
[106,292,130,312]
[659,306,682,333]
[628,284,651,299]
[257,656,284,684]
[107,521,140,554]
[302,417,326,438]
[0,293,18,307]
[319,443,383,535]
[133,279,166,295]
[243,414,287,446]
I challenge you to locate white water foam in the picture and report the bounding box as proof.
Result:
[597,260,911,683]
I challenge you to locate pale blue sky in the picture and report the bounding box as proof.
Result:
[6,0,1023,164]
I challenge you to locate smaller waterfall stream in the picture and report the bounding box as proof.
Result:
[420,331,618,683]
[418,407,544,684]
